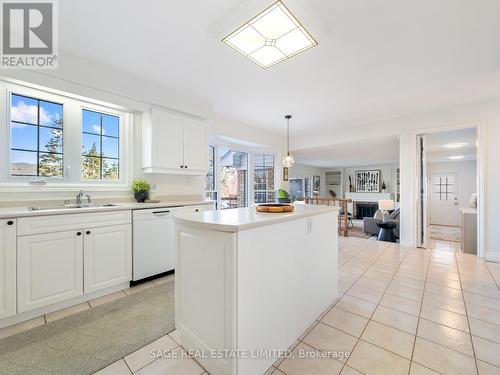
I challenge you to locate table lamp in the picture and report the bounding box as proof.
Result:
[378,199,394,222]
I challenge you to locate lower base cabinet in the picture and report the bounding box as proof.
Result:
[17,230,84,313]
[84,224,132,294]
[17,223,132,313]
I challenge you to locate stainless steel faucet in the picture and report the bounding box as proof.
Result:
[76,190,86,205]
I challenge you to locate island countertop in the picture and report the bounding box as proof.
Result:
[173,204,340,232]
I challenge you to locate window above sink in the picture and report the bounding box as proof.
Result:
[0,79,133,191]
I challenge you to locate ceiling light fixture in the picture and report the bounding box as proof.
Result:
[222,1,317,69]
[448,155,466,160]
[443,142,467,148]
[283,115,294,167]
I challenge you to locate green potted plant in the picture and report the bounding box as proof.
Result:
[277,189,291,204]
[131,179,150,203]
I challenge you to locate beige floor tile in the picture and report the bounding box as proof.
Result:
[89,291,127,308]
[153,274,175,285]
[417,319,473,356]
[340,365,364,374]
[386,284,423,302]
[346,285,384,304]
[466,303,500,325]
[298,321,318,341]
[469,318,500,344]
[477,360,500,375]
[303,322,358,362]
[135,353,205,375]
[94,359,132,375]
[45,302,90,323]
[419,304,469,333]
[472,335,500,367]
[0,316,45,339]
[412,337,476,375]
[361,321,415,359]
[372,305,418,334]
[347,340,410,375]
[278,342,344,375]
[463,291,500,311]
[334,295,377,319]
[124,334,178,372]
[272,368,285,375]
[409,362,440,375]
[123,281,156,296]
[422,293,465,314]
[168,329,181,345]
[321,307,369,337]
[354,276,390,292]
[380,294,421,316]
[391,276,426,291]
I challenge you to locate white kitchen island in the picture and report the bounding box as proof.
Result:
[173,204,339,375]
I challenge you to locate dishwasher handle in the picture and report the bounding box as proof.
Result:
[153,210,172,217]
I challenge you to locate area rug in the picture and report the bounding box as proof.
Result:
[0,280,175,375]
[430,225,461,242]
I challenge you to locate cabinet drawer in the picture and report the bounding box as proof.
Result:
[18,210,132,236]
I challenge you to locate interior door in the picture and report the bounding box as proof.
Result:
[429,172,459,226]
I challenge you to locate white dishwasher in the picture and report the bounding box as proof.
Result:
[132,206,184,281]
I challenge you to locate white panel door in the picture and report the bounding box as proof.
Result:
[17,231,83,313]
[183,118,208,172]
[152,109,184,170]
[429,172,459,226]
[84,224,132,294]
[0,219,16,319]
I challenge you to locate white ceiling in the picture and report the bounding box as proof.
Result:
[426,128,477,163]
[59,0,500,135]
[292,136,399,168]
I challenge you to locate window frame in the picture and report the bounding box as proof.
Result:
[253,153,276,203]
[0,80,132,191]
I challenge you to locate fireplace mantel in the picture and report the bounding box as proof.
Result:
[345,192,394,202]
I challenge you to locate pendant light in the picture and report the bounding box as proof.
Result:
[282,114,294,167]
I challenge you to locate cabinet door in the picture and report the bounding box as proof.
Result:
[152,109,184,170]
[84,224,132,294]
[17,231,83,313]
[0,219,16,319]
[183,118,208,172]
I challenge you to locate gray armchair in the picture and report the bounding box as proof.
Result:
[363,208,400,238]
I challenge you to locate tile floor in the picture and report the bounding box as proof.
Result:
[95,237,500,375]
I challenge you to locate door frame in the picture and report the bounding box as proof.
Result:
[412,122,485,259]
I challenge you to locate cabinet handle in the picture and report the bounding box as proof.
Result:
[86,231,91,235]
[180,165,184,168]
[195,209,199,212]
[77,232,82,236]
[7,220,14,226]
[185,165,188,168]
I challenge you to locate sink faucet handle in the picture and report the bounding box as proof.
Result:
[86,194,93,204]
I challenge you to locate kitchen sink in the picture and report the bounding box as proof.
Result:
[28,204,120,211]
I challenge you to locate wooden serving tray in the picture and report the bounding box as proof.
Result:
[256,204,295,213]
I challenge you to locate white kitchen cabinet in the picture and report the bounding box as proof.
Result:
[84,224,132,294]
[142,108,208,175]
[17,230,84,313]
[0,219,16,319]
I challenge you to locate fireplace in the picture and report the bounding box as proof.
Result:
[354,202,378,219]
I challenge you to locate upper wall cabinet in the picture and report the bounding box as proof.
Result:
[142,108,208,175]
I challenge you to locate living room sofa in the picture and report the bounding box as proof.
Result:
[363,208,400,238]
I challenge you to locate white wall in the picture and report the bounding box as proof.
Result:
[290,164,326,195]
[293,96,500,261]
[427,160,477,210]
[0,52,284,204]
